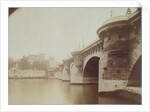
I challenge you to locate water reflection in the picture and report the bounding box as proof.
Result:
[9,79,138,104]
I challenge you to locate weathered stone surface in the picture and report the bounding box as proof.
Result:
[70,63,83,83]
[99,80,127,92]
[97,8,141,92]
[62,58,73,81]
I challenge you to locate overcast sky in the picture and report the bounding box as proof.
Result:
[9,7,137,63]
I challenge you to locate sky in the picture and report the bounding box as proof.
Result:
[8,7,137,63]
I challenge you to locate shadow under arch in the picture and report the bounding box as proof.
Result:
[128,56,142,87]
[83,56,100,83]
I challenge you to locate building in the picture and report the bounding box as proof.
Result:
[27,54,45,64]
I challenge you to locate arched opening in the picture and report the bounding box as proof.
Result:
[128,56,141,87]
[83,57,100,83]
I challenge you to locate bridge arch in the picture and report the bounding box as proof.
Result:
[83,56,100,83]
[83,52,101,70]
[128,56,141,86]
[127,42,142,86]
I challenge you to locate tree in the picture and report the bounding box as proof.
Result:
[8,58,15,69]
[32,61,47,71]
[19,57,31,70]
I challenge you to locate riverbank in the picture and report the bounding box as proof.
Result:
[98,87,141,104]
[8,69,46,78]
[9,77,47,79]
[118,87,141,104]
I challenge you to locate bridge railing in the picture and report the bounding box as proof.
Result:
[81,39,102,57]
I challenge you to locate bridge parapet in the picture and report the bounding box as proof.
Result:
[82,39,102,58]
[97,9,141,52]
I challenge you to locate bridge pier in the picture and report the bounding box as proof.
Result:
[98,51,128,92]
[56,64,63,79]
[61,58,73,81]
[70,51,83,84]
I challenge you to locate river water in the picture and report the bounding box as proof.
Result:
[9,79,138,104]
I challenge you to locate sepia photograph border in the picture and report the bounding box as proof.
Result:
[1,0,150,112]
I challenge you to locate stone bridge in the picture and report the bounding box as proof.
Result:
[58,8,141,92]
